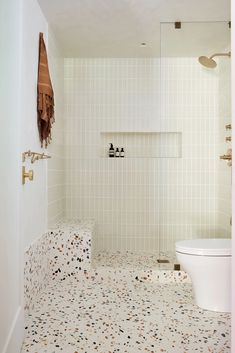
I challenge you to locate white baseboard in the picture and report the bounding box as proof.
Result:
[2,306,24,353]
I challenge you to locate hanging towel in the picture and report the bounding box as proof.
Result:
[37,32,55,148]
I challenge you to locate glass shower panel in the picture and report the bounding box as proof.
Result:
[159,22,231,260]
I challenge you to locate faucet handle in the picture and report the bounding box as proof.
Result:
[22,166,34,184]
[220,148,232,166]
[220,154,232,160]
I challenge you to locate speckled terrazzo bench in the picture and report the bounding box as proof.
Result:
[24,219,95,317]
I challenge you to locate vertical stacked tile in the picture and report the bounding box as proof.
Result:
[64,58,229,254]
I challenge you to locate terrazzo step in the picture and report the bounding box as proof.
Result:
[92,250,191,283]
[90,266,191,284]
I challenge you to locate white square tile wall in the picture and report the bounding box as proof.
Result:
[47,30,65,226]
[64,58,231,253]
[218,58,232,234]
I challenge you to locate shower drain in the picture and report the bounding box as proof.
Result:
[157,259,181,270]
[157,259,170,263]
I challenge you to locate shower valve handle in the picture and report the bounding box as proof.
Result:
[220,154,232,160]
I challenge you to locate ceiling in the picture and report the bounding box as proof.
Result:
[37,0,231,57]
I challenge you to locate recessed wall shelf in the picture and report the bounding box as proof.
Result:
[100,131,182,159]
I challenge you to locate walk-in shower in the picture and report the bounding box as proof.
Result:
[61,21,232,271]
[159,21,231,264]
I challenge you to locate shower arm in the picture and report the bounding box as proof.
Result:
[210,52,231,59]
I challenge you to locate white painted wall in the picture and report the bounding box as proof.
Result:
[20,1,65,249]
[0,0,64,351]
[0,0,23,351]
[20,0,48,251]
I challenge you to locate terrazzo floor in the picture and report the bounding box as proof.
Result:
[22,267,231,353]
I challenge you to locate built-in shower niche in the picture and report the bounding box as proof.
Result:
[100,131,182,158]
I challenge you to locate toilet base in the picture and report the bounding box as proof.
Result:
[176,252,231,312]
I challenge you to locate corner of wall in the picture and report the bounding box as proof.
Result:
[2,307,24,353]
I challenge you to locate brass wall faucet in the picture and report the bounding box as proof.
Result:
[22,150,51,164]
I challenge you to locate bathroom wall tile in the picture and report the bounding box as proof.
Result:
[218,58,232,235]
[64,58,231,253]
[47,30,65,226]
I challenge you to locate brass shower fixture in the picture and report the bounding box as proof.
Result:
[220,148,232,167]
[198,52,231,68]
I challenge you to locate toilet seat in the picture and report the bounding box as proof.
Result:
[175,238,231,256]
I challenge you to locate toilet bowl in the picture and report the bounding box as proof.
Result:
[175,238,231,312]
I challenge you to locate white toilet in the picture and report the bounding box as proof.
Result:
[175,238,231,312]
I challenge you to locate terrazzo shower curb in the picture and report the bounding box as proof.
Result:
[90,266,191,284]
[92,250,191,284]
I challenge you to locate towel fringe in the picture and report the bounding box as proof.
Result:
[37,32,55,148]
[38,93,54,148]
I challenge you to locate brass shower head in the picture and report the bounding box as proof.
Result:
[198,52,231,68]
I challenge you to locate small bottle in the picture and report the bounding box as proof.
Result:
[115,147,119,157]
[120,147,125,158]
[109,143,115,158]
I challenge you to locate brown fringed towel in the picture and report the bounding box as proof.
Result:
[37,32,55,148]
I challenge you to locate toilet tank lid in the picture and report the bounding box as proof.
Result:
[175,238,231,256]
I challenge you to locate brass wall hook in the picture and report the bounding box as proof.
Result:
[22,150,32,162]
[22,166,34,185]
